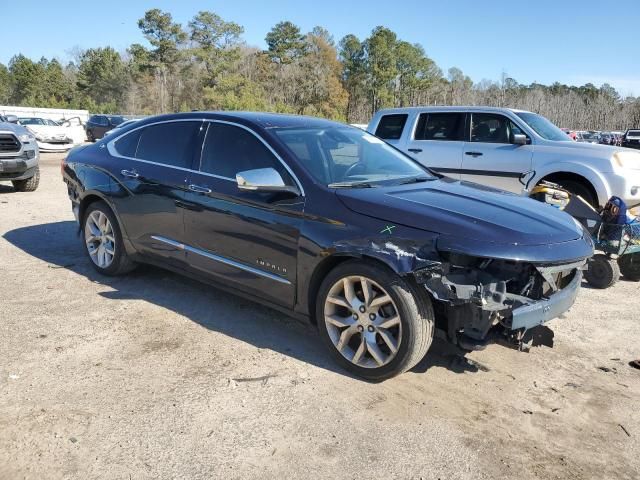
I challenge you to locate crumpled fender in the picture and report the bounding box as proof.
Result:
[332,236,442,275]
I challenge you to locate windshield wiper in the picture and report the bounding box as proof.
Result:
[328,181,374,188]
[397,176,433,185]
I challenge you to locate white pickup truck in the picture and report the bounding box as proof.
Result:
[367,106,640,210]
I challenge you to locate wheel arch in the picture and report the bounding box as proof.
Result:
[532,162,611,207]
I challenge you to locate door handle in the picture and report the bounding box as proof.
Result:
[120,169,139,178]
[188,184,212,194]
[408,148,422,153]
[465,151,483,157]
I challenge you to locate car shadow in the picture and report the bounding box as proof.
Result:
[4,221,489,380]
[0,184,17,194]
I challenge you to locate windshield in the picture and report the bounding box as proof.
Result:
[581,132,597,139]
[274,126,432,187]
[515,112,571,142]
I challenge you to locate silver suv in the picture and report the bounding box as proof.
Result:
[0,115,40,192]
[368,106,640,211]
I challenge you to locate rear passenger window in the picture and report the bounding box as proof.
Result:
[414,113,464,141]
[135,121,201,168]
[200,123,290,180]
[374,114,408,140]
[113,130,141,158]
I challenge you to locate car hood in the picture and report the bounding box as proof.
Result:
[0,122,29,135]
[25,125,70,137]
[336,177,584,247]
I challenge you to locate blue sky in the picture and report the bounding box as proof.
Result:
[2,0,638,96]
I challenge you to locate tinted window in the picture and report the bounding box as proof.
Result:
[414,113,464,141]
[374,114,408,140]
[109,116,125,126]
[471,113,512,143]
[91,116,109,126]
[136,121,201,168]
[200,123,288,180]
[113,129,142,157]
[627,130,640,137]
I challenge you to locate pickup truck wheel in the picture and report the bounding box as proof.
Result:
[82,202,136,276]
[556,180,596,207]
[316,260,434,381]
[618,254,640,281]
[584,254,620,289]
[11,167,40,192]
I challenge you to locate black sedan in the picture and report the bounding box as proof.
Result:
[62,112,593,380]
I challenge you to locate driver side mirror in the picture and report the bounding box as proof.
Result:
[236,167,300,195]
[512,133,528,146]
[5,114,18,124]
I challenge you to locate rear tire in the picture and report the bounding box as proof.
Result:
[87,130,95,142]
[11,167,40,192]
[584,254,620,289]
[316,260,434,381]
[618,254,640,281]
[82,201,136,276]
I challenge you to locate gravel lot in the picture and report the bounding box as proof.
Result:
[1,152,639,480]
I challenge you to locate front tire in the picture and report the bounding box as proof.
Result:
[316,260,434,381]
[619,253,640,281]
[11,167,40,192]
[557,180,596,208]
[584,254,620,289]
[82,201,136,276]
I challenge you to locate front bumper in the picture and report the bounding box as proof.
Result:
[601,171,640,209]
[509,268,581,330]
[0,154,39,180]
[37,140,73,152]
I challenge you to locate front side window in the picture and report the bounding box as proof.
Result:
[414,113,464,141]
[135,121,201,168]
[275,126,431,187]
[374,114,408,140]
[471,113,512,143]
[200,123,289,180]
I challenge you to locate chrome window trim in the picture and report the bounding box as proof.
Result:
[151,235,292,285]
[106,117,305,196]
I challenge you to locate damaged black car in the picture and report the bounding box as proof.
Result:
[61,112,594,380]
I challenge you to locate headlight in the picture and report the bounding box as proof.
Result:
[18,133,35,142]
[612,151,640,170]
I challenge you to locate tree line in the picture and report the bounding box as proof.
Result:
[1,8,639,130]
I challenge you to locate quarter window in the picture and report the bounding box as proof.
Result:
[135,121,201,168]
[414,113,464,141]
[200,123,289,180]
[374,114,408,140]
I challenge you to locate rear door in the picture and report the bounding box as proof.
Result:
[106,120,203,267]
[181,121,303,308]
[460,113,533,192]
[403,112,466,179]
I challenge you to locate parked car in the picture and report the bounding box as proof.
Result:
[102,119,139,138]
[62,112,593,380]
[0,116,40,191]
[622,129,640,150]
[85,115,127,141]
[367,107,640,210]
[575,131,600,144]
[561,128,577,141]
[17,117,74,152]
[58,117,88,144]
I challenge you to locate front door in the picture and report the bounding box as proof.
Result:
[460,113,534,193]
[182,121,303,308]
[403,112,466,179]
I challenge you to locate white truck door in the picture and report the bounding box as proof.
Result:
[402,112,466,179]
[460,113,533,193]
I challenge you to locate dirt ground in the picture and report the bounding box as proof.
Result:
[1,152,638,480]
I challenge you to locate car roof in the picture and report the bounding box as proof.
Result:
[131,111,342,130]
[374,106,534,115]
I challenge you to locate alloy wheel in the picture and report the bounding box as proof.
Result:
[84,210,116,268]
[324,275,402,368]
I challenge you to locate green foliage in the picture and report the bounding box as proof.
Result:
[265,21,306,64]
[1,8,638,130]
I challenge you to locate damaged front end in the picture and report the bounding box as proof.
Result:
[333,236,587,352]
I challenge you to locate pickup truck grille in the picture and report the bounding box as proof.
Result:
[0,133,20,153]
